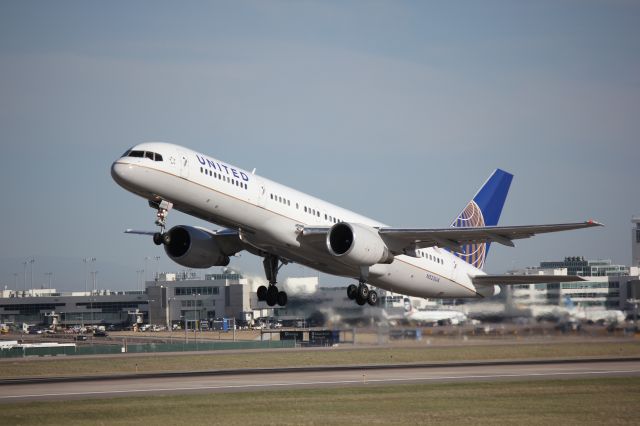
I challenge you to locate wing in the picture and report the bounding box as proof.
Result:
[472,275,585,285]
[378,221,602,254]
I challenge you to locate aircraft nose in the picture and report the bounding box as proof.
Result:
[111,161,132,187]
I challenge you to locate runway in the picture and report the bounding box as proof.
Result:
[1,358,638,402]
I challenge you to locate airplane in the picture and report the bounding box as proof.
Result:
[384,298,468,325]
[520,294,626,324]
[403,298,468,325]
[111,142,602,307]
[561,296,625,324]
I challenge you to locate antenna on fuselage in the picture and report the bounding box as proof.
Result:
[251,168,256,174]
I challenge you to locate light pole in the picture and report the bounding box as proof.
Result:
[83,257,96,294]
[29,257,35,290]
[44,272,53,290]
[144,256,152,282]
[136,270,144,292]
[154,256,161,281]
[13,273,18,292]
[22,261,27,292]
[90,271,98,326]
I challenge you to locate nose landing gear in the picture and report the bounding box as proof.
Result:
[149,200,173,246]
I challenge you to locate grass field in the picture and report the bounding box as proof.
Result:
[1,377,638,425]
[1,340,638,379]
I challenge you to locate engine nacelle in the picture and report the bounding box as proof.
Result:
[326,222,394,266]
[476,285,501,298]
[163,225,230,268]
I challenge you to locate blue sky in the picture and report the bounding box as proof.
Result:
[1,1,638,291]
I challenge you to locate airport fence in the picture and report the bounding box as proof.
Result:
[0,340,295,358]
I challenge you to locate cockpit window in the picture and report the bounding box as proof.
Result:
[126,150,163,161]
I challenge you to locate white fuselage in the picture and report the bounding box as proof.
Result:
[112,142,494,299]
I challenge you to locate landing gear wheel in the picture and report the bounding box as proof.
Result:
[356,295,367,306]
[357,284,369,300]
[260,254,290,306]
[266,286,278,307]
[347,284,357,300]
[257,285,268,301]
[162,233,171,245]
[153,233,163,246]
[367,290,378,306]
[277,291,288,307]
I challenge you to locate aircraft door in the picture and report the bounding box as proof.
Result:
[450,256,460,283]
[178,151,189,178]
[256,179,267,207]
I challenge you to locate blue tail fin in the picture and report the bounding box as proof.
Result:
[450,169,513,270]
[563,295,575,310]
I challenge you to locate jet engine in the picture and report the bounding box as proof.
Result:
[162,225,231,268]
[326,222,394,266]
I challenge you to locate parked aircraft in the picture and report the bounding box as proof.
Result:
[111,143,601,307]
[527,295,626,324]
[385,298,468,325]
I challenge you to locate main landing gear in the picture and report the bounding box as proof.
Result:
[346,266,378,306]
[257,254,288,307]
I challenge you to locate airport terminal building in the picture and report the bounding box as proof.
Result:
[510,257,640,311]
[145,272,269,328]
[0,288,150,327]
[0,272,274,329]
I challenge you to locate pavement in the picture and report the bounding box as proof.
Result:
[1,357,638,402]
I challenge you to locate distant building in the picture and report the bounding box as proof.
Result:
[632,216,640,268]
[511,257,640,311]
[146,271,277,328]
[539,256,629,277]
[0,289,150,327]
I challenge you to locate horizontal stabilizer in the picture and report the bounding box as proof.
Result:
[472,275,586,285]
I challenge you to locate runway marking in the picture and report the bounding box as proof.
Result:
[1,369,638,400]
